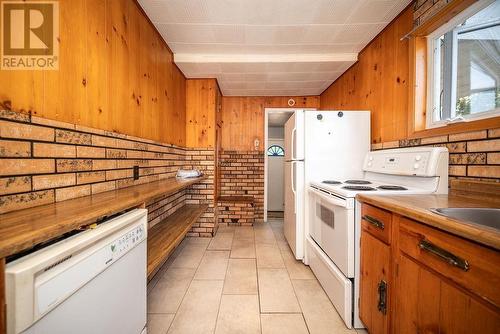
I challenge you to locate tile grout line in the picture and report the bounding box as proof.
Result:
[271,219,312,334]
[253,225,264,334]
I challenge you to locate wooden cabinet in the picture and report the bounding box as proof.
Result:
[395,253,500,334]
[360,229,390,334]
[359,203,500,334]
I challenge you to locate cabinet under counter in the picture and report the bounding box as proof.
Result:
[357,193,500,334]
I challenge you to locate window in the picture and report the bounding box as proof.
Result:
[427,0,500,128]
[267,145,284,156]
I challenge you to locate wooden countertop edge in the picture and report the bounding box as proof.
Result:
[357,194,500,251]
[0,176,207,258]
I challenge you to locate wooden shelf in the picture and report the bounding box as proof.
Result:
[0,176,207,259]
[147,204,208,279]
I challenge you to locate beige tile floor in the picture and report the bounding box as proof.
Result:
[147,219,368,334]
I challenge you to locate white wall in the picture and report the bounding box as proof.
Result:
[268,126,284,139]
[267,137,285,211]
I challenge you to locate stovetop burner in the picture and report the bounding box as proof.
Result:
[345,180,372,185]
[342,186,376,191]
[377,185,408,190]
[322,180,342,185]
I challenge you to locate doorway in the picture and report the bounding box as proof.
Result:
[264,108,296,222]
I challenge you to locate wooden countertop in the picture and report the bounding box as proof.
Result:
[0,176,207,258]
[357,192,500,250]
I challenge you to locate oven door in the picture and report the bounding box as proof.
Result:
[308,186,355,277]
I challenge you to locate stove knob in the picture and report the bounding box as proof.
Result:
[415,155,422,161]
[414,163,419,169]
[369,156,373,161]
[368,162,372,167]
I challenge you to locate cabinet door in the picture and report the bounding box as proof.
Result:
[395,254,500,334]
[360,230,390,334]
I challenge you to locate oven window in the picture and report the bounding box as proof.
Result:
[317,203,335,228]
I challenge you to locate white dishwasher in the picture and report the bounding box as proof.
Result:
[5,209,148,334]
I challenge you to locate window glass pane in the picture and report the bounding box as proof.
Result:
[455,1,500,117]
[430,0,500,125]
[267,145,284,157]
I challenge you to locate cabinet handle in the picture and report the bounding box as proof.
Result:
[377,280,387,315]
[418,240,470,272]
[363,215,385,230]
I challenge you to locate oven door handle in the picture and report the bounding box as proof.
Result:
[309,187,349,208]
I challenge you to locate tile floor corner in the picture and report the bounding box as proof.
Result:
[147,218,368,334]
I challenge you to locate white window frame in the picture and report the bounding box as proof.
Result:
[426,0,500,129]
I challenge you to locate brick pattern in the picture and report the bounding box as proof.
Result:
[372,128,500,183]
[218,200,255,226]
[219,151,265,223]
[413,0,454,27]
[0,111,217,236]
[185,148,216,237]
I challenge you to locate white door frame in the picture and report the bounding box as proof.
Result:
[264,107,316,222]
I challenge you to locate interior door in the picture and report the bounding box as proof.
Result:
[267,139,285,211]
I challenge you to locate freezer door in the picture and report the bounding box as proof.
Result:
[284,110,305,161]
[284,161,304,259]
[304,110,370,181]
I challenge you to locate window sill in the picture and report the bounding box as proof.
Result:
[409,115,500,139]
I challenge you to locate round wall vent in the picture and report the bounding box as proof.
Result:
[287,98,296,107]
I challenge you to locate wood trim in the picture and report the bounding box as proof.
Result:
[0,258,4,334]
[407,0,498,139]
[410,0,478,37]
[409,116,500,139]
[408,35,428,137]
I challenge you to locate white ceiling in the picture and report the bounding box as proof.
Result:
[138,0,412,96]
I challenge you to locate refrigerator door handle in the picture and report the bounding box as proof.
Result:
[291,127,297,160]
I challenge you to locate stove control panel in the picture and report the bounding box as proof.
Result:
[363,147,448,177]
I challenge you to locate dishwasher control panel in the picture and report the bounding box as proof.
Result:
[110,223,146,259]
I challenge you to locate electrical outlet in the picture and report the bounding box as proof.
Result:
[133,166,139,180]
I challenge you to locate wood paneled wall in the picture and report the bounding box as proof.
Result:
[320,6,413,144]
[221,96,320,151]
[0,0,186,146]
[185,79,221,148]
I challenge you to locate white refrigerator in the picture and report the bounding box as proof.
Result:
[284,110,370,260]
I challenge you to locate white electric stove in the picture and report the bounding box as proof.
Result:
[304,147,449,329]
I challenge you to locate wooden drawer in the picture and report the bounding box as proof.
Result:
[399,217,500,308]
[361,204,392,244]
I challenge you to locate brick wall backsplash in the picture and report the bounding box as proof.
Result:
[185,148,217,237]
[372,128,500,182]
[0,110,217,236]
[218,198,255,226]
[219,151,265,222]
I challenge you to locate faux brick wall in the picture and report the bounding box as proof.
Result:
[185,148,217,237]
[413,0,454,27]
[219,151,265,222]
[218,200,255,226]
[0,110,217,235]
[372,128,500,182]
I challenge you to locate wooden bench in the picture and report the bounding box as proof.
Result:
[147,204,208,280]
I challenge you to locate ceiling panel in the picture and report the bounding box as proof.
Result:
[138,0,412,96]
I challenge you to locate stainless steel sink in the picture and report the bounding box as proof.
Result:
[431,208,500,230]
